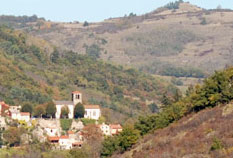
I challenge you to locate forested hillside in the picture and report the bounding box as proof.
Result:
[100,67,233,157]
[0,26,176,123]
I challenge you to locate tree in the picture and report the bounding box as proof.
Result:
[34,104,45,118]
[3,127,25,147]
[161,92,172,106]
[61,106,69,118]
[74,103,85,118]
[21,103,33,114]
[148,103,159,113]
[83,21,89,27]
[50,48,59,63]
[45,102,56,118]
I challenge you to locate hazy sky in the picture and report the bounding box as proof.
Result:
[0,0,232,22]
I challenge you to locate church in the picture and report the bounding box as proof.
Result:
[54,91,101,120]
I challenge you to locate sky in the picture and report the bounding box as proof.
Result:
[0,0,232,22]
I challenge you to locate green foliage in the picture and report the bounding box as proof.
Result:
[33,104,45,117]
[160,66,205,78]
[3,127,26,147]
[60,119,72,131]
[74,103,85,118]
[164,0,183,10]
[134,115,157,135]
[50,48,60,63]
[21,103,33,114]
[45,102,56,118]
[210,137,223,151]
[148,103,159,113]
[85,44,101,59]
[60,106,69,118]
[171,77,183,86]
[81,118,96,126]
[101,126,140,157]
[0,26,175,122]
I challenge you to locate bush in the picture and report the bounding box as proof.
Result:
[60,119,72,131]
[74,103,85,118]
[81,118,96,126]
[210,137,223,151]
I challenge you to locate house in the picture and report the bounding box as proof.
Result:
[59,135,72,150]
[11,111,30,122]
[54,91,82,119]
[110,124,123,135]
[84,105,101,120]
[0,101,10,117]
[99,123,111,136]
[48,136,59,144]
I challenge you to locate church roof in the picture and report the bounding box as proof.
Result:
[84,105,100,109]
[54,101,74,105]
[72,91,81,94]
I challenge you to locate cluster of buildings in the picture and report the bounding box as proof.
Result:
[99,123,123,136]
[0,91,123,150]
[54,91,101,120]
[0,102,30,122]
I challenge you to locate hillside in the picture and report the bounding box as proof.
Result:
[100,67,233,158]
[114,102,233,158]
[1,2,232,77]
[0,26,176,123]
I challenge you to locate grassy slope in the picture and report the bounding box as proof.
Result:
[0,26,176,123]
[2,3,232,76]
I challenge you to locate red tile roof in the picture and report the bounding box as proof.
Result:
[84,105,100,109]
[60,135,69,139]
[20,112,30,116]
[110,124,122,129]
[48,136,59,141]
[68,131,74,135]
[72,91,81,94]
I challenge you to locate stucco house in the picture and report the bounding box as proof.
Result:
[0,101,11,117]
[99,123,111,136]
[84,105,101,120]
[110,124,123,135]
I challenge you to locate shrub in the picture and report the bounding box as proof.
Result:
[60,119,72,131]
[210,137,223,151]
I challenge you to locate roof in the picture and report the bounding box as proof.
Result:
[68,131,74,135]
[110,124,122,129]
[0,102,9,108]
[54,101,74,105]
[48,136,59,141]
[20,112,30,116]
[84,105,100,109]
[72,91,81,94]
[60,135,69,139]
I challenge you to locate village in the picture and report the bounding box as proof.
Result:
[0,91,122,150]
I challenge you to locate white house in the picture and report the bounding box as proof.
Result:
[59,135,72,150]
[54,91,82,119]
[11,112,30,122]
[110,124,123,135]
[84,105,101,120]
[99,123,111,136]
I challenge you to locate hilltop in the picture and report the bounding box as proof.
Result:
[0,26,176,123]
[1,2,232,78]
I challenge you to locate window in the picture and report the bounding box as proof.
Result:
[93,111,96,116]
[76,94,80,99]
